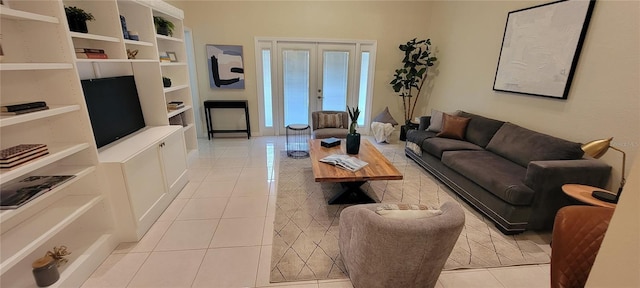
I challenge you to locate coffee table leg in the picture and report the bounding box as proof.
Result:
[328,181,376,205]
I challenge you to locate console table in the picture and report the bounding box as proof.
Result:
[204,100,251,140]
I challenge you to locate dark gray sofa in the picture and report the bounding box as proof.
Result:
[405,111,611,234]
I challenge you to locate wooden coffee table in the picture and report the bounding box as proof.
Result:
[309,139,403,204]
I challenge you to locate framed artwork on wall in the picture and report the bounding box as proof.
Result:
[206,44,245,89]
[493,0,596,99]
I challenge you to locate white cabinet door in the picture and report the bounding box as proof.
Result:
[160,129,188,195]
[123,144,166,221]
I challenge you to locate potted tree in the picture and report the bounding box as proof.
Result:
[64,6,95,33]
[153,16,174,37]
[390,38,438,140]
[346,106,361,154]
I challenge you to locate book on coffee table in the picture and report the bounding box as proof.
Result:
[319,154,368,172]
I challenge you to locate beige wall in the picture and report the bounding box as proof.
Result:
[427,0,640,187]
[587,153,640,287]
[179,1,435,136]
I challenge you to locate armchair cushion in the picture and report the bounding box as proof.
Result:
[317,113,344,129]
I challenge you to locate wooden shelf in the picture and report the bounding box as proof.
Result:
[0,143,90,184]
[124,39,154,47]
[0,195,103,274]
[50,234,115,288]
[160,62,187,67]
[69,32,121,43]
[0,7,59,23]
[0,63,73,71]
[75,58,157,63]
[0,105,80,128]
[163,84,188,93]
[0,166,97,229]
[155,34,183,42]
[167,105,192,118]
[182,123,195,133]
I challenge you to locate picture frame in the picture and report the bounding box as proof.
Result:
[492,0,596,99]
[166,51,178,62]
[206,44,245,89]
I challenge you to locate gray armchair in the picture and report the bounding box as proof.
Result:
[311,111,349,139]
[339,202,465,288]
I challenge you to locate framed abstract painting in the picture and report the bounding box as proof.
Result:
[206,44,245,89]
[493,0,596,99]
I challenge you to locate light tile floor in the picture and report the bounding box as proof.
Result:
[83,136,551,288]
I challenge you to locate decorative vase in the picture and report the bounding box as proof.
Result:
[346,133,361,154]
[157,26,169,36]
[162,77,171,87]
[32,256,59,287]
[68,18,88,33]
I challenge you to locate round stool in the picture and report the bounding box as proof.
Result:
[286,124,311,158]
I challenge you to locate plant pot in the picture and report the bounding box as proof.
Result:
[346,133,361,154]
[399,122,419,141]
[157,26,170,36]
[67,18,88,33]
[162,78,171,87]
[32,257,59,287]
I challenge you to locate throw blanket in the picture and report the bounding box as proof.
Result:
[371,122,395,143]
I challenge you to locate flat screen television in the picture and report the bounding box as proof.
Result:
[81,75,146,148]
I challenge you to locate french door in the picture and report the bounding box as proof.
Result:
[255,38,376,136]
[276,42,356,134]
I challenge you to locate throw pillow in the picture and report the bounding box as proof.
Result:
[437,113,471,140]
[317,113,343,129]
[375,204,442,219]
[372,107,399,126]
[426,109,444,132]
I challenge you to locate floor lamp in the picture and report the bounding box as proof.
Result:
[581,137,626,203]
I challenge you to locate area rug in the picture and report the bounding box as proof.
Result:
[270,142,551,283]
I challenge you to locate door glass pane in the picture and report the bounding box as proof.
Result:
[283,50,310,126]
[357,52,370,126]
[262,49,273,127]
[322,51,348,111]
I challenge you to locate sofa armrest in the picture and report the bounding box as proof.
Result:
[525,159,611,190]
[523,159,611,230]
[418,116,431,131]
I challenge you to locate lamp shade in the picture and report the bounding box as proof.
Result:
[582,137,613,159]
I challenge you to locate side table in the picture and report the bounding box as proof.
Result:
[562,184,617,208]
[286,124,310,158]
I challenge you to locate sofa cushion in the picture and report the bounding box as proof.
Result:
[421,137,483,159]
[442,150,535,205]
[426,109,444,132]
[457,111,505,148]
[437,114,470,140]
[486,123,584,168]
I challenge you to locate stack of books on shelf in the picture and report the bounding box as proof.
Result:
[1,101,49,116]
[75,48,108,59]
[167,101,184,111]
[1,175,75,209]
[0,144,49,169]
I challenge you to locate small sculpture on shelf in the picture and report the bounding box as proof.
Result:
[64,6,95,33]
[127,49,138,59]
[162,76,172,88]
[31,246,71,287]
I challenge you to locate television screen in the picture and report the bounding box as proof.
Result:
[81,75,146,148]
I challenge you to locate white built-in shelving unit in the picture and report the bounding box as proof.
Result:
[65,0,197,155]
[0,1,116,287]
[0,0,193,286]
